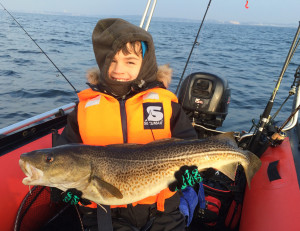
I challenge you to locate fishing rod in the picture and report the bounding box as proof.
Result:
[0,2,78,94]
[268,103,300,147]
[248,22,300,153]
[278,104,300,133]
[175,0,212,94]
[269,59,300,123]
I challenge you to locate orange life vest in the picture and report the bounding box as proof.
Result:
[77,87,178,211]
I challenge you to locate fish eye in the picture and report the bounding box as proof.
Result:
[45,154,54,163]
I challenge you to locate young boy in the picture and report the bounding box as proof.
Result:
[56,18,198,231]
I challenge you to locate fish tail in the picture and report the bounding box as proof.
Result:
[243,151,262,188]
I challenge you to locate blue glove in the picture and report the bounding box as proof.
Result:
[169,166,203,192]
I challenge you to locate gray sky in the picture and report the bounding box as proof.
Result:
[1,0,299,26]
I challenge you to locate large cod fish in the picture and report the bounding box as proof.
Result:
[19,133,261,206]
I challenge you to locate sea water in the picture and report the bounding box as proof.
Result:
[0,11,299,132]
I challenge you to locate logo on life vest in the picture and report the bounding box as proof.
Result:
[143,103,164,129]
[85,95,101,108]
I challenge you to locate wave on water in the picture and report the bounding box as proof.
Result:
[17,50,41,54]
[0,54,11,59]
[0,70,21,77]
[48,49,62,53]
[48,38,82,46]
[13,58,35,66]
[5,89,75,99]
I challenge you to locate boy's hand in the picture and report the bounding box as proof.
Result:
[61,188,83,205]
[51,188,91,205]
[169,165,203,192]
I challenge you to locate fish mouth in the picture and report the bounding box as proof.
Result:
[19,159,44,185]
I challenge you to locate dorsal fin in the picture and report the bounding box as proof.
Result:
[209,132,237,147]
[147,138,183,144]
[106,138,183,148]
[106,143,142,148]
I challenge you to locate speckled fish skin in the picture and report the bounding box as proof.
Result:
[19,132,261,206]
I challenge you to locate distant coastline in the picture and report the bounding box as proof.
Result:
[6,9,298,28]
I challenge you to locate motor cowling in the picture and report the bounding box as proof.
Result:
[178,72,230,129]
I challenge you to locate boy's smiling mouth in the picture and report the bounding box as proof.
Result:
[111,77,131,82]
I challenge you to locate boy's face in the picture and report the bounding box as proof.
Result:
[108,42,143,82]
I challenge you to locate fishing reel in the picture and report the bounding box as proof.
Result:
[178,72,231,138]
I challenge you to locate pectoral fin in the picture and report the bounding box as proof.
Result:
[92,176,123,199]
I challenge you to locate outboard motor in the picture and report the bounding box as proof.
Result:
[178,72,230,137]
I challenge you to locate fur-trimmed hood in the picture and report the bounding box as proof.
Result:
[86,64,172,89]
[91,18,172,97]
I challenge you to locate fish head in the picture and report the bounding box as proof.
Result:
[19,145,92,191]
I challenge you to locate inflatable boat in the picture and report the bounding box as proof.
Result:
[1,66,300,231]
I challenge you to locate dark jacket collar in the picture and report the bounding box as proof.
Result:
[86,80,166,100]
